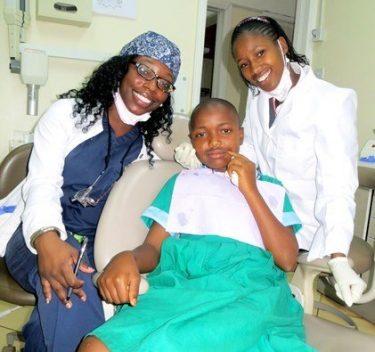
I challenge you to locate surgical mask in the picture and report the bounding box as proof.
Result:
[265,40,292,102]
[113,90,151,126]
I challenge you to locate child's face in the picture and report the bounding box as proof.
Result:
[190,105,244,172]
[232,33,287,92]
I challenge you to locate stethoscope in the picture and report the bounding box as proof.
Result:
[71,115,139,207]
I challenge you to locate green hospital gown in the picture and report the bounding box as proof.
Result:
[90,172,315,351]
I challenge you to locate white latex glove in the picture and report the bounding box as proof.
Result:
[328,257,367,307]
[174,142,202,169]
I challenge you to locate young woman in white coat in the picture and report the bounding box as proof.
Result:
[175,16,366,307]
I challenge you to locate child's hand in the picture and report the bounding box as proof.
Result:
[97,251,140,306]
[227,151,257,195]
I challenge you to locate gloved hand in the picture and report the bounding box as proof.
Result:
[174,142,202,169]
[328,256,367,307]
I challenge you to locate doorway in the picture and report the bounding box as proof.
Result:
[200,9,218,102]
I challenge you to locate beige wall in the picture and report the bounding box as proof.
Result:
[311,0,375,150]
[0,0,201,160]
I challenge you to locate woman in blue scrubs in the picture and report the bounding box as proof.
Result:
[3,31,181,352]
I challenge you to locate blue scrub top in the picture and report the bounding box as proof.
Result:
[61,115,143,240]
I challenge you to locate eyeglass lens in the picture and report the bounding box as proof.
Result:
[136,63,174,93]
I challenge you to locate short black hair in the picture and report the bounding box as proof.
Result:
[189,98,240,131]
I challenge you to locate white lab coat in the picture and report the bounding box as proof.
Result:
[240,63,358,261]
[0,99,148,256]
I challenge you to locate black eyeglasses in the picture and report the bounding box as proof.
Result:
[133,62,175,94]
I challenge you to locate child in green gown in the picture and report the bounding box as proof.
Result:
[79,98,315,351]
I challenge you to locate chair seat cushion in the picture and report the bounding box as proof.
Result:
[0,257,35,306]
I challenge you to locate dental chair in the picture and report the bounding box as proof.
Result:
[1,120,375,351]
[94,116,375,351]
[291,166,375,325]
[0,143,34,351]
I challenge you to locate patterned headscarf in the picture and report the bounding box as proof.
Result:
[120,31,181,82]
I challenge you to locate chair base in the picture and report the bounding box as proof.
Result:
[1,331,24,352]
[304,314,375,352]
[317,277,375,323]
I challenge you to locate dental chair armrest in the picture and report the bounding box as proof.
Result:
[292,253,344,314]
[92,272,150,295]
[297,252,356,273]
[297,252,332,274]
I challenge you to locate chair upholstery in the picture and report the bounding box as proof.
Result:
[0,257,35,306]
[151,116,190,161]
[94,160,183,271]
[94,116,375,351]
[0,143,35,306]
[95,115,189,269]
[0,143,32,198]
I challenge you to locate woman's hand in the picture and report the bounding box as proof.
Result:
[97,251,140,306]
[34,231,91,308]
[227,151,257,195]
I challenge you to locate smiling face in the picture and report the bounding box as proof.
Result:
[119,56,173,115]
[232,33,287,92]
[190,102,244,172]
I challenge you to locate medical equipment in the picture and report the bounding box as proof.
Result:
[36,0,92,27]
[20,48,48,116]
[66,236,88,300]
[71,173,105,207]
[3,0,30,73]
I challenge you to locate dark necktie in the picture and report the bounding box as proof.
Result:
[269,97,277,128]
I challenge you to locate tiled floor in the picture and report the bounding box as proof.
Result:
[0,300,30,349]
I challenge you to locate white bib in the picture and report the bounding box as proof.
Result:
[166,168,285,249]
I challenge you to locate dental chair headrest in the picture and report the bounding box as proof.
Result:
[152,115,190,161]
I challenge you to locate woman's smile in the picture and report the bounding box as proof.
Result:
[256,69,271,83]
[133,90,153,108]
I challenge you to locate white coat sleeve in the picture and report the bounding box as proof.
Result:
[239,92,257,164]
[21,100,74,253]
[312,88,358,256]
